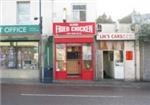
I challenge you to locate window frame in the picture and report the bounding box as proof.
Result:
[0,41,39,70]
[72,4,87,22]
[17,1,31,24]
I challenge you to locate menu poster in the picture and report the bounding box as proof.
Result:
[83,46,92,60]
[56,44,66,60]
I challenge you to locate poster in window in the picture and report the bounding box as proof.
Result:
[56,44,66,60]
[83,45,92,60]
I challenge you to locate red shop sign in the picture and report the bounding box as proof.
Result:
[53,22,96,35]
[126,51,133,60]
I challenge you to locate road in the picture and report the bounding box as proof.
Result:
[1,83,150,105]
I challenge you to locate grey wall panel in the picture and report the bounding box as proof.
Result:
[143,42,150,81]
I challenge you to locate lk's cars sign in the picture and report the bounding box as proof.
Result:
[96,33,135,40]
[53,22,96,35]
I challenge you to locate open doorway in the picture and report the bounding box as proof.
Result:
[103,50,124,80]
[103,51,114,79]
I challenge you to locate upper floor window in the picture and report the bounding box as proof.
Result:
[17,1,30,24]
[72,5,86,21]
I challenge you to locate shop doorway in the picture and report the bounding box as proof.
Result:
[66,45,81,76]
[103,51,124,79]
[103,51,114,79]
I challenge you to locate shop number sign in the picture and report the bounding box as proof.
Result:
[53,22,96,35]
[0,25,40,34]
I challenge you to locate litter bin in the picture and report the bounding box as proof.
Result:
[43,66,53,83]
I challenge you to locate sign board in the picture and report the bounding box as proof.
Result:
[126,51,133,60]
[0,25,40,35]
[96,33,135,40]
[53,22,96,35]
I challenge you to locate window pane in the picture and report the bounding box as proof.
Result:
[0,42,39,70]
[80,11,86,21]
[17,2,30,15]
[56,44,66,60]
[18,47,38,70]
[82,44,92,69]
[56,44,66,71]
[18,15,30,24]
[17,2,30,24]
[56,60,66,71]
[72,5,86,21]
[73,11,80,21]
[83,60,92,69]
[83,44,92,60]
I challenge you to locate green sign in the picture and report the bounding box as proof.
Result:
[0,25,40,34]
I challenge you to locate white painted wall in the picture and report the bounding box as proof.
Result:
[124,41,135,81]
[99,24,133,33]
[96,24,137,81]
[0,0,39,25]
[0,0,96,80]
[0,0,96,35]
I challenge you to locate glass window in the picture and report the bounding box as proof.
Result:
[0,42,39,70]
[17,1,30,24]
[72,5,86,21]
[82,43,92,70]
[56,44,66,71]
[67,46,81,59]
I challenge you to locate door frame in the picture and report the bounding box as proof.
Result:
[102,50,124,80]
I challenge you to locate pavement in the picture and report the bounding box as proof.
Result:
[1,78,150,88]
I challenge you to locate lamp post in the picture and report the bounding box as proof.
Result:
[39,0,42,34]
[39,0,44,82]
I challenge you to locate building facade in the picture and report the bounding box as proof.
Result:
[0,0,97,81]
[53,22,95,80]
[132,13,150,81]
[95,24,140,81]
[51,0,97,80]
[0,0,41,80]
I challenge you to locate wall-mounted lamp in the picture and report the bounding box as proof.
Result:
[63,8,67,22]
[97,24,102,32]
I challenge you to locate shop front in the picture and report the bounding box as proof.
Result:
[96,33,136,81]
[53,22,96,80]
[0,25,41,80]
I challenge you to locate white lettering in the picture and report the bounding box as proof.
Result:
[56,25,70,33]
[71,25,93,33]
[97,33,135,40]
[4,27,27,33]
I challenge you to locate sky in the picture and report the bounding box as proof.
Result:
[96,0,150,21]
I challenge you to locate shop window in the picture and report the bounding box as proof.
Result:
[56,44,66,71]
[0,42,39,70]
[114,51,123,63]
[67,46,80,59]
[82,43,92,70]
[72,4,86,21]
[100,41,124,50]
